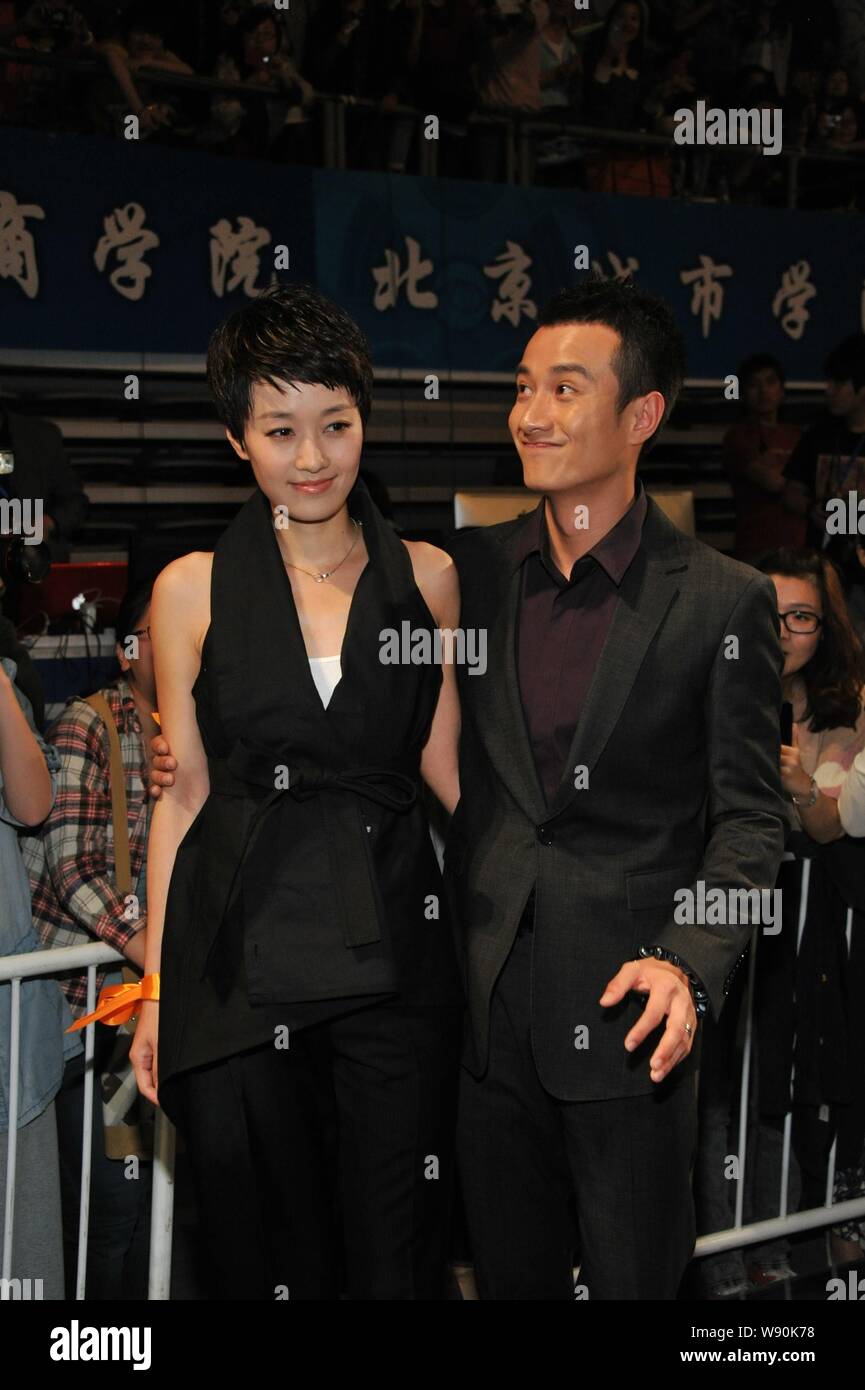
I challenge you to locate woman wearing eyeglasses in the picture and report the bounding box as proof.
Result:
[734,549,865,1289]
[760,548,865,841]
[22,583,157,1298]
[696,547,865,1297]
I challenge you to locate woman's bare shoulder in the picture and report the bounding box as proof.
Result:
[152,552,213,655]
[401,539,459,625]
[401,538,454,582]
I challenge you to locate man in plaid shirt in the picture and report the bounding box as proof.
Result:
[22,675,150,1016]
[19,585,157,1298]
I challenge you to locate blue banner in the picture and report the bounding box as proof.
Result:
[2,126,864,379]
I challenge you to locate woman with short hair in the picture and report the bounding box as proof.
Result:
[129,283,464,1300]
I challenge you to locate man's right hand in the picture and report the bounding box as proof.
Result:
[148,734,177,799]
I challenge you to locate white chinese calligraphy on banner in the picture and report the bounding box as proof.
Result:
[210,217,272,298]
[0,190,45,299]
[93,203,160,302]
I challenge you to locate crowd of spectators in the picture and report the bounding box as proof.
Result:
[1,0,865,203]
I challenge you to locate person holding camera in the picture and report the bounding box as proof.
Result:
[0,400,89,624]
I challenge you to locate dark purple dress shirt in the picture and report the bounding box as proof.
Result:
[512,480,708,1001]
[515,481,648,808]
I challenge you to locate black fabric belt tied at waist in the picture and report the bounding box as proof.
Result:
[206,740,418,955]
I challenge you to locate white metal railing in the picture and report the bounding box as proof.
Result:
[2,867,864,1297]
[0,942,174,1300]
[693,852,865,1262]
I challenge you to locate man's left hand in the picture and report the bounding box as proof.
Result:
[599,958,697,1083]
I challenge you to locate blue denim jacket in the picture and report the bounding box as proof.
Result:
[0,657,81,1131]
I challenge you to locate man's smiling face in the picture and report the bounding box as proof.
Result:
[509,321,642,497]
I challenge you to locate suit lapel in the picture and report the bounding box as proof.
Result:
[471,518,547,824]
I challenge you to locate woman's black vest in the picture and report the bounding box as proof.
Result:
[158,475,463,1095]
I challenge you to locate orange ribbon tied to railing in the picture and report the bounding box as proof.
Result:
[65,973,160,1033]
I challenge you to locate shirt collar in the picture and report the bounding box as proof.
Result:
[512,477,647,586]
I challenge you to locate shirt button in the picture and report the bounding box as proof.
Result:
[537,824,554,846]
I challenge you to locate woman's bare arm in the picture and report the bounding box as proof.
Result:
[0,663,52,825]
[144,552,212,979]
[408,542,462,816]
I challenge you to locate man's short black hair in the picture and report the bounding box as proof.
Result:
[206,283,374,446]
[824,333,865,392]
[738,352,785,388]
[536,276,686,437]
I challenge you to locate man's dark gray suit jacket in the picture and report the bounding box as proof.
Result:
[444,494,787,1103]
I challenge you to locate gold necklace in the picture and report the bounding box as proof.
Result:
[281,519,361,583]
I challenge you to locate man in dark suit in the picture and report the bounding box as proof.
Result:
[446,277,786,1300]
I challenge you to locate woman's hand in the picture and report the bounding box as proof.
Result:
[130,1000,159,1105]
[780,724,812,800]
[781,727,844,842]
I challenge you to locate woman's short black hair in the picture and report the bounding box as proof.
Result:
[206,283,374,446]
[537,274,686,438]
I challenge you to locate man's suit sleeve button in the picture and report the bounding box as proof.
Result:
[537,824,554,845]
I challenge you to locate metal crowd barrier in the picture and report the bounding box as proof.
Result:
[694,853,865,1263]
[2,854,864,1299]
[0,941,174,1301]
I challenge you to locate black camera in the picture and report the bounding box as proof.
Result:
[0,535,52,585]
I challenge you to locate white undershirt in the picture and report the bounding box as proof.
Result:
[308,654,342,708]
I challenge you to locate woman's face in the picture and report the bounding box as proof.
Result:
[228,378,363,525]
[245,18,278,64]
[610,2,641,46]
[826,68,849,100]
[772,574,823,679]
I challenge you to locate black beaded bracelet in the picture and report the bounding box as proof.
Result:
[636,945,710,1018]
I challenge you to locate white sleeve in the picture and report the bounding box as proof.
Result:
[838,745,865,837]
